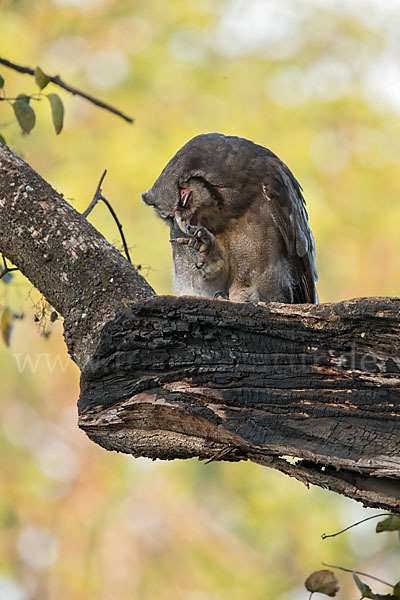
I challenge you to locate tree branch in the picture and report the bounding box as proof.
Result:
[0,143,399,510]
[0,57,134,123]
[0,143,153,367]
[78,295,400,511]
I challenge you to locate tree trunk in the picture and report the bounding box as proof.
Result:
[1,143,399,511]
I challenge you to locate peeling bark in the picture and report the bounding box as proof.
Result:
[1,143,399,510]
[78,296,400,511]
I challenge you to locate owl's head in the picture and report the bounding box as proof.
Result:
[142,132,266,234]
[142,135,227,234]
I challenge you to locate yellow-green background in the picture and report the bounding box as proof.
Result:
[0,1,399,599]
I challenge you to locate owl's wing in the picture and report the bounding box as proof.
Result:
[262,162,318,304]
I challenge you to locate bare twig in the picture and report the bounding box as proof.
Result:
[322,563,394,589]
[321,513,394,539]
[0,254,18,280]
[97,195,132,264]
[83,171,132,264]
[82,169,108,218]
[204,445,235,465]
[0,57,134,124]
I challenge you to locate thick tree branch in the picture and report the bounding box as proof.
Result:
[0,143,154,367]
[0,143,399,510]
[78,295,400,511]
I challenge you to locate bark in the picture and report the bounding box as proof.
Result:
[1,143,399,510]
[78,295,400,511]
[0,144,154,367]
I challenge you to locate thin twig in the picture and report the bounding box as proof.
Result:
[82,169,108,218]
[204,446,235,465]
[0,57,134,123]
[83,171,132,264]
[0,255,18,280]
[322,563,394,589]
[0,268,17,280]
[98,195,132,264]
[321,513,394,539]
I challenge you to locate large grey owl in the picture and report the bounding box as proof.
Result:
[142,133,318,303]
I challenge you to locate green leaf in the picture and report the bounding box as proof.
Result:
[34,66,50,90]
[1,308,14,347]
[376,516,400,533]
[0,73,4,88]
[305,570,340,597]
[13,100,36,134]
[0,133,6,145]
[16,93,31,104]
[47,93,64,134]
[393,583,400,598]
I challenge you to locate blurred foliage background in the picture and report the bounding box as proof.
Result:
[1,0,399,599]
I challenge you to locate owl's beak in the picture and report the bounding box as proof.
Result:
[142,188,176,220]
[141,191,153,206]
[175,212,187,234]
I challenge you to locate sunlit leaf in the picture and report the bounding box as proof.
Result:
[305,570,340,597]
[47,93,64,134]
[0,73,4,88]
[1,308,14,346]
[376,516,400,533]
[34,66,50,90]
[13,100,36,134]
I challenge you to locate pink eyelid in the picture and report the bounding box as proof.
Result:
[179,188,191,207]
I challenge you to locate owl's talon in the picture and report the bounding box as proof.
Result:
[213,290,228,299]
[175,224,213,255]
[170,237,190,246]
[193,226,205,236]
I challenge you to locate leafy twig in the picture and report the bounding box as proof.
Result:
[0,57,134,123]
[322,563,395,588]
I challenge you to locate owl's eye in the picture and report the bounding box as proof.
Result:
[179,188,192,208]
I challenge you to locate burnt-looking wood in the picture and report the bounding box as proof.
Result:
[79,295,400,511]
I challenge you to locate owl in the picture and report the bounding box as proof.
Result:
[142,133,318,304]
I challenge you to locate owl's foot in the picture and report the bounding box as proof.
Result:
[171,225,229,285]
[170,225,213,268]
